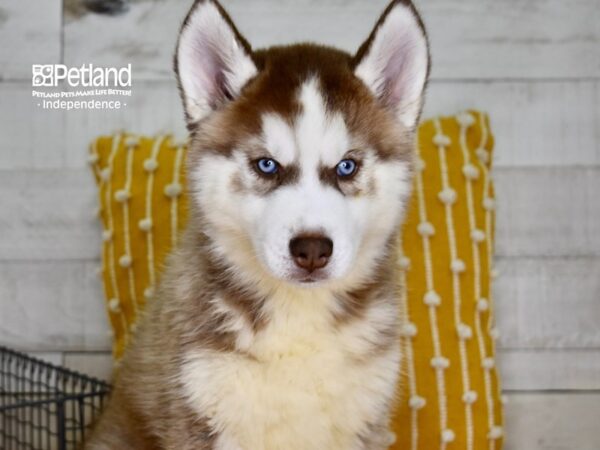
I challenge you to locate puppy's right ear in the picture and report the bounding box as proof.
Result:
[175,0,257,127]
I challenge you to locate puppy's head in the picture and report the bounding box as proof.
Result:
[175,0,429,288]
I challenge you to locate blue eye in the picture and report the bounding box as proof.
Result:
[336,159,357,177]
[256,158,279,175]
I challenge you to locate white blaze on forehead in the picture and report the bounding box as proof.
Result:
[296,78,351,169]
[258,79,352,171]
[261,114,296,165]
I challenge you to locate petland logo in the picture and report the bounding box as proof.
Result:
[32,64,132,110]
[32,64,132,87]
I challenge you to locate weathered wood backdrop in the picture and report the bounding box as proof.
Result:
[1,0,599,448]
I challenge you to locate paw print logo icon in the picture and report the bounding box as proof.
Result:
[32,65,54,87]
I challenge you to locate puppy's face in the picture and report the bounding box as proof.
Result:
[176,0,429,288]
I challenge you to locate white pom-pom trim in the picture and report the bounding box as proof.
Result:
[397,256,411,270]
[438,188,457,205]
[119,254,132,268]
[108,298,120,312]
[401,322,418,338]
[87,153,99,165]
[476,148,489,164]
[102,229,113,242]
[451,259,466,273]
[124,136,140,148]
[385,431,397,446]
[456,112,475,127]
[143,158,158,172]
[488,426,504,440]
[431,356,450,369]
[424,290,441,307]
[462,390,478,404]
[471,229,486,243]
[477,298,490,312]
[100,168,112,181]
[409,395,426,410]
[433,134,451,147]
[490,327,500,340]
[415,158,426,172]
[114,189,130,203]
[462,163,480,180]
[417,221,435,237]
[457,323,473,340]
[164,183,182,198]
[441,429,455,443]
[482,357,496,370]
[144,287,155,299]
[483,197,496,211]
[138,218,153,232]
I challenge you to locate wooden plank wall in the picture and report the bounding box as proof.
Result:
[1,0,599,448]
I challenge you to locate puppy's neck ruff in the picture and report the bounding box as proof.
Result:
[181,223,400,345]
[172,226,402,450]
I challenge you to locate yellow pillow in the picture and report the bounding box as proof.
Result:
[391,112,503,449]
[90,111,503,449]
[90,134,189,356]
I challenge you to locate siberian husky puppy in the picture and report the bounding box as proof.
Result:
[87,0,429,449]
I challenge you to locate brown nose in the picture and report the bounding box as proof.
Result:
[289,235,333,273]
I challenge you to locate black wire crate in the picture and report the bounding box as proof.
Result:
[0,346,110,450]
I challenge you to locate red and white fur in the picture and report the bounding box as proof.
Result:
[86,1,429,449]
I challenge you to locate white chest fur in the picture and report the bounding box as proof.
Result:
[180,293,401,450]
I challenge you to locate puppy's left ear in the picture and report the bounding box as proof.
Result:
[175,0,257,127]
[353,0,430,129]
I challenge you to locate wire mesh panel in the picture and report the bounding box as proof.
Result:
[0,347,110,450]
